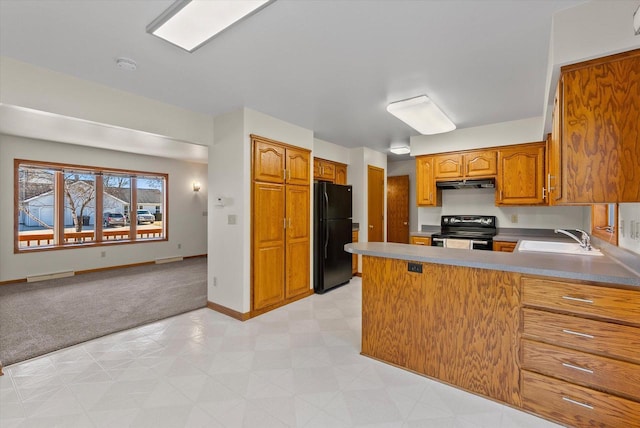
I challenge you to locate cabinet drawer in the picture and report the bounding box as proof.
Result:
[410,236,431,246]
[522,371,640,428]
[523,308,640,364]
[521,339,640,401]
[521,277,640,326]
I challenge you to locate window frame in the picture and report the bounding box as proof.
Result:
[14,159,169,253]
[591,203,618,245]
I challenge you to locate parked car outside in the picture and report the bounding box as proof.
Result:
[103,212,125,228]
[136,209,156,224]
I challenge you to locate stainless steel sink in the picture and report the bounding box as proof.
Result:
[517,240,603,256]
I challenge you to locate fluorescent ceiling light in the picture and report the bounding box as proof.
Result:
[387,95,456,135]
[389,146,411,155]
[147,0,274,52]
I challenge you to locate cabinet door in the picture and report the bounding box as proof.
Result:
[335,164,347,185]
[434,153,463,179]
[320,161,336,181]
[464,150,497,177]
[497,143,546,205]
[562,51,640,202]
[493,241,516,252]
[548,78,563,204]
[416,156,439,206]
[410,236,431,246]
[254,140,285,183]
[313,158,322,179]
[285,185,310,299]
[253,182,286,310]
[286,148,310,185]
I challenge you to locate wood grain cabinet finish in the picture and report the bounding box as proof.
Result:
[522,371,640,428]
[548,79,563,205]
[434,150,497,179]
[492,241,516,252]
[416,156,441,206]
[555,48,640,203]
[410,236,431,246]
[496,142,546,205]
[335,164,347,185]
[352,230,358,275]
[521,275,640,427]
[362,256,521,406]
[252,135,311,313]
[313,158,347,184]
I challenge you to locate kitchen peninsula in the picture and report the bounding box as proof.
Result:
[345,242,640,427]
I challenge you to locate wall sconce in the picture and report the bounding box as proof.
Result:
[192,181,201,192]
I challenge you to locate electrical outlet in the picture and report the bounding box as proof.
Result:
[407,262,423,273]
[100,251,106,258]
[620,220,625,238]
[510,214,518,224]
[631,221,636,240]
[177,243,182,249]
[213,276,217,286]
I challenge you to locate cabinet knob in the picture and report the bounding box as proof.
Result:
[403,222,408,226]
[369,225,374,229]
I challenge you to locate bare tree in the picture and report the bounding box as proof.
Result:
[64,174,95,233]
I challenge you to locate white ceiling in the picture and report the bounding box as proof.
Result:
[0,0,586,158]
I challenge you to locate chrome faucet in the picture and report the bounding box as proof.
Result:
[554,228,592,251]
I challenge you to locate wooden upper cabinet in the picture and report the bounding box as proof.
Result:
[559,49,640,203]
[465,150,497,177]
[313,158,347,184]
[286,147,310,185]
[434,150,497,180]
[434,154,463,179]
[254,140,286,183]
[335,164,347,185]
[548,78,563,205]
[496,142,546,206]
[416,156,440,206]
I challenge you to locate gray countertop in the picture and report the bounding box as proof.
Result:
[345,242,640,288]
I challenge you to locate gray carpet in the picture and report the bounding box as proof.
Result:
[0,257,207,366]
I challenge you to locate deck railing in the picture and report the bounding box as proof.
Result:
[18,228,163,247]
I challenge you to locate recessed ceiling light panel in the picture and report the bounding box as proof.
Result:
[389,146,411,155]
[387,95,456,135]
[147,0,275,52]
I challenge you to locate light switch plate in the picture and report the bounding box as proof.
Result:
[228,214,237,225]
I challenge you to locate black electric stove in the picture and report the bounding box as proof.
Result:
[431,215,497,251]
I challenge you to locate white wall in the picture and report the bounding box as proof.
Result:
[411,117,544,155]
[418,188,587,231]
[388,159,418,233]
[0,135,208,282]
[208,108,314,314]
[619,203,640,255]
[0,57,213,146]
[313,138,351,164]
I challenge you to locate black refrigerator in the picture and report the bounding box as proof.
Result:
[313,182,353,294]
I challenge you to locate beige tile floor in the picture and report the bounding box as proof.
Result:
[0,277,561,427]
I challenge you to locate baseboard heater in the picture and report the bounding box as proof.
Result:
[27,270,75,283]
[155,256,184,264]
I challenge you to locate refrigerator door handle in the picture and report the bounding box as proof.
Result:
[324,222,329,259]
[324,191,329,216]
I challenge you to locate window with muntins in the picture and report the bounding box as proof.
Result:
[15,160,167,252]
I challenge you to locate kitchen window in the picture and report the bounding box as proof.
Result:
[591,203,617,245]
[15,160,167,252]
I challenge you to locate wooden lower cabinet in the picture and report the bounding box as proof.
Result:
[410,236,431,246]
[522,371,640,428]
[493,241,516,252]
[521,275,640,427]
[352,230,358,275]
[361,256,521,406]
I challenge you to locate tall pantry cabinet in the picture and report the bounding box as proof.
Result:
[251,135,311,313]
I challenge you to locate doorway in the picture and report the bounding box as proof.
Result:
[387,175,409,243]
[367,165,384,242]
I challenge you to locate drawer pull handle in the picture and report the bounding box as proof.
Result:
[562,396,594,410]
[562,362,593,374]
[562,329,594,339]
[562,296,594,304]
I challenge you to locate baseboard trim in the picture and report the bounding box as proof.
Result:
[207,301,250,321]
[0,254,208,286]
[249,289,314,319]
[27,271,75,283]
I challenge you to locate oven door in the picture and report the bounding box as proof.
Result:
[431,237,492,250]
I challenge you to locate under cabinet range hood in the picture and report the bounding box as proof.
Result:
[436,178,495,190]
